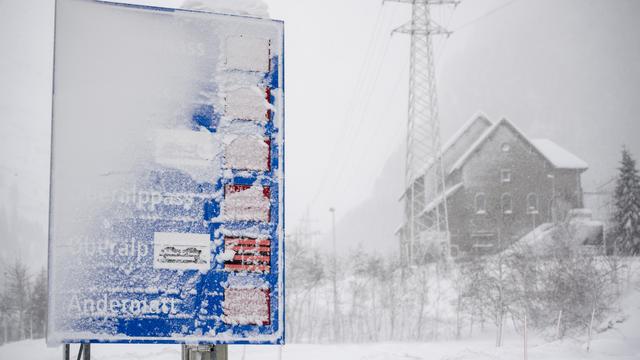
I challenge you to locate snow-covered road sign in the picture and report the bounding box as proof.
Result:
[47,0,284,344]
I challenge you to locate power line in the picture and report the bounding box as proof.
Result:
[301,0,519,234]
[452,0,522,32]
[339,65,408,199]
[306,4,397,209]
[342,4,459,199]
[434,3,458,67]
[323,34,393,194]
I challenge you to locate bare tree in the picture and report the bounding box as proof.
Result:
[0,286,10,344]
[28,268,47,339]
[5,260,31,341]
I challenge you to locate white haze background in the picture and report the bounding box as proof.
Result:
[1,0,640,269]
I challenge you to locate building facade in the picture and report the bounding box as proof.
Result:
[399,114,588,259]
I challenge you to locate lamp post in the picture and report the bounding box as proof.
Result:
[329,207,339,342]
[547,174,556,223]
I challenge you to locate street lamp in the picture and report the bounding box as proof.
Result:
[329,207,338,342]
[547,174,556,223]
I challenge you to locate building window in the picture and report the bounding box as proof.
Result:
[475,193,486,214]
[501,193,512,214]
[450,244,460,257]
[527,193,539,214]
[501,169,511,183]
[501,143,511,152]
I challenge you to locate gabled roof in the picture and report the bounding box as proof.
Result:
[530,139,588,170]
[405,113,493,188]
[448,119,505,174]
[448,117,588,174]
[440,112,493,157]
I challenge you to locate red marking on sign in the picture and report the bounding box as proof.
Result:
[265,87,272,122]
[233,255,270,262]
[225,184,271,199]
[265,139,271,172]
[226,238,271,246]
[224,236,271,273]
[228,246,271,254]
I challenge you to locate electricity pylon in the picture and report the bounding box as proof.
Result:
[387,0,458,264]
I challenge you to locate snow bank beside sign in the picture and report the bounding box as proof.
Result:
[48,0,284,345]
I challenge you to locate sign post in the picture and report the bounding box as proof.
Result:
[48,0,285,350]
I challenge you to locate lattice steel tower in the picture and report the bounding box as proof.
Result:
[388,0,458,264]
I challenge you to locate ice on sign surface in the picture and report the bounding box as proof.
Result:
[226,35,270,72]
[221,185,271,222]
[225,86,270,122]
[222,288,270,325]
[225,135,269,171]
[154,129,222,183]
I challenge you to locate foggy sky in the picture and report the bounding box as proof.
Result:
[268,0,640,243]
[1,0,639,267]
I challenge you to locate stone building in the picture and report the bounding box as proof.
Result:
[399,114,589,258]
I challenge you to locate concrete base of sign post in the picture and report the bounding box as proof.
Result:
[182,344,228,360]
[61,344,227,360]
[62,344,90,360]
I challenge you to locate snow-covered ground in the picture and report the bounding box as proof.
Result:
[2,258,639,359]
[1,331,639,360]
[3,290,640,360]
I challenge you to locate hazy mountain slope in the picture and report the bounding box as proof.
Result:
[0,0,54,270]
[333,147,404,255]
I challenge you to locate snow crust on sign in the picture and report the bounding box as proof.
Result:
[225,135,269,171]
[154,129,222,182]
[48,0,283,344]
[530,138,589,170]
[219,225,271,239]
[222,288,269,325]
[225,86,270,123]
[222,275,270,325]
[226,36,271,73]
[181,0,269,18]
[221,186,270,222]
[224,274,269,290]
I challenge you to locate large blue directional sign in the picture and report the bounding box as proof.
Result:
[48,0,284,344]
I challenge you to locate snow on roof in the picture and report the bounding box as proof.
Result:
[449,118,589,174]
[405,113,492,188]
[418,182,464,217]
[394,223,404,235]
[440,112,492,155]
[448,120,503,174]
[530,139,588,170]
